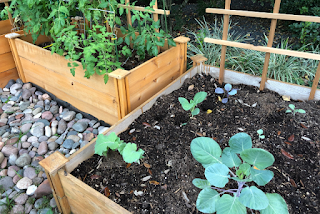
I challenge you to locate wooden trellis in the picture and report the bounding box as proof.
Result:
[0,0,13,26]
[204,0,320,100]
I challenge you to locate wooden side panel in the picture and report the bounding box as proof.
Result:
[15,38,117,96]
[127,46,181,110]
[0,20,12,35]
[0,52,15,72]
[20,57,119,125]
[59,171,131,214]
[0,68,19,88]
[0,34,11,55]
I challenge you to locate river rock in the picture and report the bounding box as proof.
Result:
[72,121,88,132]
[11,204,25,214]
[34,179,52,198]
[57,119,67,134]
[15,153,31,167]
[16,177,32,189]
[26,185,37,196]
[14,193,28,205]
[0,176,14,190]
[48,142,58,151]
[37,141,48,155]
[62,111,76,121]
[62,139,74,149]
[1,145,19,156]
[7,166,20,177]
[30,122,45,138]
[0,152,4,163]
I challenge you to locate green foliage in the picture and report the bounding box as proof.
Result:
[0,195,15,214]
[286,104,306,116]
[3,0,175,84]
[257,129,265,140]
[178,91,207,117]
[190,133,288,214]
[188,18,320,87]
[94,132,144,164]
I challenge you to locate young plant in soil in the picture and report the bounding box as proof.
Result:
[215,83,237,103]
[178,91,207,117]
[286,104,306,117]
[257,129,265,140]
[94,132,144,164]
[190,133,289,214]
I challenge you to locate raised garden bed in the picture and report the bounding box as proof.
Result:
[40,62,320,214]
[5,33,189,125]
[0,19,23,88]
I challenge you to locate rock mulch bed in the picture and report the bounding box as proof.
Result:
[0,79,110,214]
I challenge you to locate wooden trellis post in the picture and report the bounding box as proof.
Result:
[205,0,320,100]
[153,0,160,53]
[218,0,231,85]
[1,0,13,26]
[260,0,281,90]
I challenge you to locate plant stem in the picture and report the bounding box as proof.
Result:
[236,181,246,197]
[212,187,237,194]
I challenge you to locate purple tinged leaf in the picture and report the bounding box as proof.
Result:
[222,98,228,103]
[228,89,237,96]
[224,84,232,92]
[215,88,224,94]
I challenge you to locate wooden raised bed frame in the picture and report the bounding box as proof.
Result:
[40,55,320,213]
[0,0,23,87]
[6,33,189,125]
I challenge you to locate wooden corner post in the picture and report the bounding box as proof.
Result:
[5,32,26,82]
[109,69,131,118]
[190,55,208,73]
[173,36,190,76]
[39,152,71,214]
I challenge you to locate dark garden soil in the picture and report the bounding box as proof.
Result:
[72,73,320,214]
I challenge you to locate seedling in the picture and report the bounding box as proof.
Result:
[4,96,11,103]
[190,133,288,214]
[0,195,15,214]
[215,83,237,103]
[257,129,265,140]
[95,132,144,164]
[178,91,207,117]
[286,104,306,116]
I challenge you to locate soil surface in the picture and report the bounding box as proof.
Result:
[72,73,320,214]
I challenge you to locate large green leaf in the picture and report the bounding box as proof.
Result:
[196,188,219,213]
[221,147,241,168]
[216,194,246,214]
[260,193,289,214]
[122,143,144,164]
[205,163,230,188]
[178,97,193,111]
[239,186,269,210]
[191,137,222,165]
[94,132,119,156]
[193,92,207,104]
[192,178,211,189]
[229,133,252,153]
[240,148,275,169]
[250,168,274,186]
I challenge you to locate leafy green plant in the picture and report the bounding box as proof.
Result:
[178,91,207,117]
[257,129,265,140]
[286,104,306,116]
[191,133,289,214]
[4,0,175,84]
[215,83,237,103]
[95,132,144,164]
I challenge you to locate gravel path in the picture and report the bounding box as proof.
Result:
[0,79,110,214]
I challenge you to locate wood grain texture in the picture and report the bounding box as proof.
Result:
[59,170,131,214]
[260,0,281,90]
[127,46,180,110]
[20,58,119,124]
[0,68,19,88]
[0,34,10,54]
[206,8,320,23]
[0,19,12,35]
[15,37,117,96]
[204,38,320,60]
[0,52,15,72]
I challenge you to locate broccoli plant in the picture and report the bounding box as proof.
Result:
[178,91,207,117]
[257,129,265,140]
[190,133,289,214]
[95,132,144,164]
[286,104,306,116]
[215,83,237,103]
